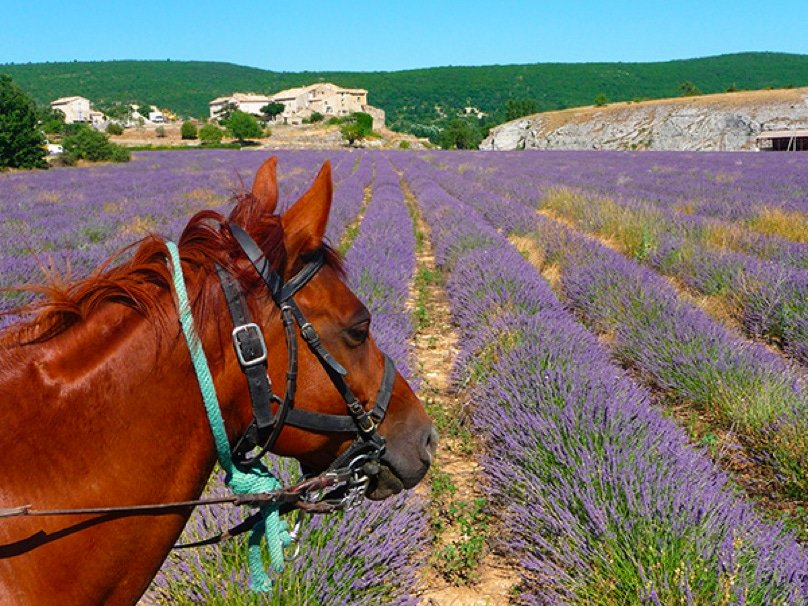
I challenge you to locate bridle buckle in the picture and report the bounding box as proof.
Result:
[231,323,268,367]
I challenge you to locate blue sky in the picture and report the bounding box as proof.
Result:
[2,1,807,71]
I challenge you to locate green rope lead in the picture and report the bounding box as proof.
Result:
[166,241,291,591]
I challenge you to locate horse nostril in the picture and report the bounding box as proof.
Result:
[420,426,439,464]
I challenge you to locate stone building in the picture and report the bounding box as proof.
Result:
[210,83,385,128]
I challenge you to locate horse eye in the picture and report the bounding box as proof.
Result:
[345,320,370,346]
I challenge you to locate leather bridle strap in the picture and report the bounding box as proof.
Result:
[227,223,394,441]
[215,265,275,432]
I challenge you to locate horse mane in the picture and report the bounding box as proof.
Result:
[0,191,344,348]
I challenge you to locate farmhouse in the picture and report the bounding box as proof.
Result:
[50,96,104,127]
[209,93,272,120]
[209,83,385,128]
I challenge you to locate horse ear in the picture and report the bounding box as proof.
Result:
[250,156,279,213]
[230,156,279,225]
[282,161,332,260]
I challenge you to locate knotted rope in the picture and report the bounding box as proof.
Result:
[166,241,291,591]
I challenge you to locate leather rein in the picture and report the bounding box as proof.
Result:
[0,222,396,529]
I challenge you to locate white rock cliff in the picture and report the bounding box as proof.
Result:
[481,88,808,151]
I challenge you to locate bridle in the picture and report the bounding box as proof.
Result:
[0,222,403,591]
[221,222,395,500]
[0,221,398,519]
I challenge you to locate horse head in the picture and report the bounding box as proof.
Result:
[221,156,436,500]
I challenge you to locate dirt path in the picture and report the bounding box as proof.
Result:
[400,176,517,605]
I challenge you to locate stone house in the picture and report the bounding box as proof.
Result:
[209,93,272,119]
[50,96,104,127]
[210,83,385,128]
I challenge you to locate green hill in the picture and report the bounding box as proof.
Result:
[4,53,808,134]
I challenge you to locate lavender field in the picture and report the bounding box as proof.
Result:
[1,149,806,605]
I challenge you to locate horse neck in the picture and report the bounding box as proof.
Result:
[0,282,263,604]
[0,283,253,510]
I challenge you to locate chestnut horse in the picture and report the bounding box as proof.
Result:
[0,157,436,605]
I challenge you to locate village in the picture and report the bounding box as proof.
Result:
[45,81,399,150]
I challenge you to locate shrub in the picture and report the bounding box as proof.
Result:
[199,123,223,145]
[155,126,166,138]
[62,125,130,163]
[399,140,411,149]
[309,111,324,123]
[180,121,197,140]
[106,122,124,136]
[594,93,609,106]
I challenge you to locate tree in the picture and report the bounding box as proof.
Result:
[215,101,239,124]
[199,123,223,145]
[679,81,702,97]
[340,111,374,145]
[227,111,262,143]
[181,120,197,140]
[0,75,47,169]
[106,122,124,136]
[594,93,609,106]
[260,102,285,121]
[37,105,67,135]
[340,122,365,145]
[505,98,538,121]
[438,118,482,150]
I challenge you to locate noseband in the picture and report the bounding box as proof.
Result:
[222,223,393,484]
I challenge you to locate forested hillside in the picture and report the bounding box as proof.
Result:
[4,52,808,135]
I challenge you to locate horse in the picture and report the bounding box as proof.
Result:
[0,156,437,605]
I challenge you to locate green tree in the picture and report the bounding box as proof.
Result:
[505,98,538,121]
[340,122,365,145]
[260,102,285,121]
[0,75,47,169]
[215,101,239,124]
[227,111,262,143]
[37,105,67,135]
[199,123,223,145]
[594,93,609,106]
[106,122,124,136]
[181,120,198,140]
[679,81,702,96]
[62,124,130,163]
[438,118,482,150]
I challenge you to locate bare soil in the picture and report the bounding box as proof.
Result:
[401,178,518,605]
[109,123,426,150]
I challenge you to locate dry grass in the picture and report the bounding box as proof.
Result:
[747,207,808,243]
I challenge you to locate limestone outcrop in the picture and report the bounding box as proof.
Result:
[481,88,808,151]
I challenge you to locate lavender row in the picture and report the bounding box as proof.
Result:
[528,215,808,495]
[435,152,808,268]
[410,154,808,495]
[515,186,808,363]
[474,150,808,219]
[324,152,374,246]
[0,151,335,320]
[395,157,808,604]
